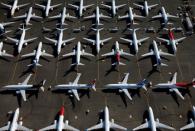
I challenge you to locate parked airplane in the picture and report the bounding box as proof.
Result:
[101,0,126,16]
[152,7,178,26]
[180,106,195,130]
[0,42,14,58]
[44,28,75,55]
[141,40,173,67]
[1,0,29,16]
[84,6,111,26]
[63,41,94,66]
[133,106,175,131]
[39,106,79,131]
[154,72,195,100]
[1,74,45,101]
[157,28,186,54]
[102,41,133,66]
[133,1,158,16]
[120,28,149,54]
[68,0,94,17]
[0,108,32,131]
[21,42,53,67]
[13,7,42,25]
[49,7,76,25]
[83,28,112,54]
[118,7,145,25]
[6,26,37,54]
[35,0,61,17]
[53,73,96,101]
[87,106,127,131]
[0,21,15,35]
[105,73,149,100]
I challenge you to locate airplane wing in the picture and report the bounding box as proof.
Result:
[63,37,75,44]
[134,14,145,18]
[24,37,37,43]
[1,22,15,26]
[84,14,95,19]
[13,14,27,19]
[167,14,178,18]
[1,51,14,57]
[148,4,158,9]
[180,122,195,131]
[68,4,79,10]
[1,2,12,8]
[110,122,127,130]
[122,73,129,84]
[39,124,56,131]
[49,14,61,19]
[83,4,94,9]
[133,122,149,131]
[175,37,186,44]
[21,51,36,58]
[63,122,79,131]
[120,50,133,56]
[44,37,57,43]
[120,37,132,44]
[101,4,111,9]
[118,14,128,19]
[81,51,94,57]
[138,37,150,43]
[159,50,174,56]
[17,3,30,9]
[171,72,177,84]
[32,14,42,19]
[35,4,46,10]
[87,122,103,131]
[0,125,9,130]
[17,124,32,131]
[116,4,126,9]
[6,37,19,43]
[73,73,81,84]
[41,52,53,57]
[83,38,95,45]
[51,4,62,9]
[142,51,154,57]
[101,37,112,43]
[122,88,132,100]
[133,3,143,9]
[20,90,27,101]
[156,121,175,130]
[152,14,162,19]
[72,89,80,101]
[22,74,32,85]
[156,37,169,43]
[62,50,76,57]
[100,14,111,19]
[172,88,185,100]
[67,14,77,19]
[101,50,114,57]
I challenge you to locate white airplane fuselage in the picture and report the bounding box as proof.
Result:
[18,30,26,53]
[96,30,101,53]
[168,31,177,53]
[61,7,67,24]
[152,41,161,64]
[132,31,139,53]
[112,0,116,16]
[0,24,4,32]
[148,107,157,131]
[80,0,84,17]
[45,0,51,17]
[128,7,134,22]
[57,107,65,131]
[34,42,43,64]
[76,42,81,64]
[11,0,18,16]
[9,108,20,131]
[144,1,149,16]
[96,7,100,25]
[105,106,110,131]
[161,7,168,24]
[57,31,64,55]
[25,7,33,25]
[4,85,33,90]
